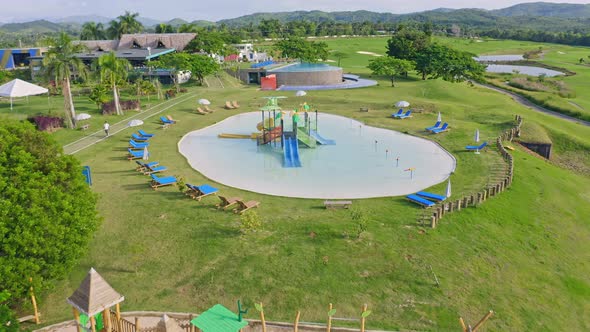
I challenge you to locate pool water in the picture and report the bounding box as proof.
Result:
[179,113,456,199]
[269,62,341,72]
[485,64,564,77]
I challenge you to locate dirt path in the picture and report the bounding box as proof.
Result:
[63,92,197,155]
[475,82,590,127]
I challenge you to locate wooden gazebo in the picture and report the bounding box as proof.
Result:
[67,268,125,332]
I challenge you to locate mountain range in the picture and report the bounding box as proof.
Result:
[2,2,590,33]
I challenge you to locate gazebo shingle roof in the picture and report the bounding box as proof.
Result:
[67,268,125,316]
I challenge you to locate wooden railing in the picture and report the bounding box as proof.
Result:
[428,115,522,228]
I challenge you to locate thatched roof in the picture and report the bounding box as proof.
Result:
[157,314,185,332]
[66,268,125,316]
[75,40,119,52]
[118,33,197,51]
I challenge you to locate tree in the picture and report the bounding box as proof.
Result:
[415,44,485,82]
[97,52,131,115]
[88,84,109,109]
[107,11,143,39]
[274,37,329,62]
[178,23,199,33]
[151,53,219,88]
[368,56,414,86]
[80,22,106,40]
[185,31,225,54]
[386,28,431,61]
[0,292,18,332]
[42,32,88,128]
[0,121,99,301]
[155,23,176,34]
[331,51,349,67]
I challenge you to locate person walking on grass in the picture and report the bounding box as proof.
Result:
[103,121,110,137]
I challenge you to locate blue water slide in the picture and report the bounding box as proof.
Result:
[283,136,302,168]
[309,129,336,145]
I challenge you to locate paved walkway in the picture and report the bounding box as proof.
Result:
[476,82,590,127]
[63,92,197,155]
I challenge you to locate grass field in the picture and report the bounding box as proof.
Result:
[5,37,590,331]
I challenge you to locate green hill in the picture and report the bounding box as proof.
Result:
[0,19,63,33]
[167,18,189,26]
[492,2,590,18]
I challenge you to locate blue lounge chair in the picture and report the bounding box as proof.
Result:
[431,123,449,134]
[406,194,436,208]
[129,139,149,149]
[398,110,412,119]
[186,184,219,201]
[132,133,150,141]
[466,142,488,151]
[138,129,154,138]
[135,160,159,172]
[150,174,177,189]
[416,191,446,202]
[425,121,441,131]
[127,148,143,160]
[160,116,174,125]
[391,109,403,118]
[143,164,167,175]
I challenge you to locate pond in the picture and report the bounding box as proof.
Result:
[474,55,524,62]
[485,64,564,77]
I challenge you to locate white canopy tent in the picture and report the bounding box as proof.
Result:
[0,79,49,110]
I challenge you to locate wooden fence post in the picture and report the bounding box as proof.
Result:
[431,216,437,229]
[360,304,368,332]
[294,310,300,332]
[327,303,334,332]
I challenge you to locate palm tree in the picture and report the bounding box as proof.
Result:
[98,52,131,115]
[155,23,176,34]
[178,23,199,33]
[80,22,106,40]
[43,32,88,128]
[107,11,143,39]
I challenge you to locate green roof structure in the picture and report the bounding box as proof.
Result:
[190,304,248,332]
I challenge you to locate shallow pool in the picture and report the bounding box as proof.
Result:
[178,113,456,199]
[269,62,341,72]
[475,55,524,62]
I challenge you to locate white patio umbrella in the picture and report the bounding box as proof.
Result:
[295,90,307,97]
[395,100,410,108]
[128,119,144,127]
[0,79,48,110]
[437,112,442,122]
[474,129,481,154]
[142,146,149,160]
[75,113,91,121]
[446,178,452,198]
[198,99,211,105]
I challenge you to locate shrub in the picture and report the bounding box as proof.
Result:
[28,114,64,132]
[101,100,141,115]
[239,210,262,233]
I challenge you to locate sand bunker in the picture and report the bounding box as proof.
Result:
[356,51,383,57]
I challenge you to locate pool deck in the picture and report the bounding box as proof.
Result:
[277,74,377,91]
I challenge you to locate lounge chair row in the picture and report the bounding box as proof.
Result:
[224,101,240,109]
[425,122,449,134]
[466,142,488,151]
[160,116,178,127]
[185,183,260,214]
[196,106,215,115]
[126,130,155,160]
[392,109,412,119]
[406,191,446,208]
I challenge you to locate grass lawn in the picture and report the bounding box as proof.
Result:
[8,37,590,331]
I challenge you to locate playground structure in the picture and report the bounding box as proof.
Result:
[255,97,335,168]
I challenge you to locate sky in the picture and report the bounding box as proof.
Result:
[2,0,590,22]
